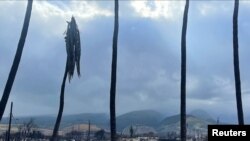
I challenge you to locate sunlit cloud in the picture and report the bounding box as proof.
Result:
[34,1,112,20]
[130,0,184,20]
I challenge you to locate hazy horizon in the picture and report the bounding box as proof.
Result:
[2,108,248,124]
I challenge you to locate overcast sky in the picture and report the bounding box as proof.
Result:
[0,0,250,123]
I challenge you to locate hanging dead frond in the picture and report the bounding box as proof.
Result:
[65,16,81,81]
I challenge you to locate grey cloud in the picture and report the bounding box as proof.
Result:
[0,1,249,124]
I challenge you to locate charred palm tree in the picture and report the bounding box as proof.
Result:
[233,0,244,125]
[180,0,189,141]
[0,0,33,121]
[110,0,119,141]
[6,102,13,141]
[51,16,81,141]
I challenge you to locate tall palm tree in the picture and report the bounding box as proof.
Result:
[6,102,13,141]
[110,0,119,141]
[233,0,244,125]
[0,0,33,121]
[51,16,81,141]
[180,0,189,141]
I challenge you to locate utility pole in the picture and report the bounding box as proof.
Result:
[6,102,13,141]
[217,117,220,125]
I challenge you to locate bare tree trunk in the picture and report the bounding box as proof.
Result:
[6,102,13,141]
[110,0,119,141]
[0,0,33,121]
[51,63,68,141]
[233,0,244,125]
[180,0,189,141]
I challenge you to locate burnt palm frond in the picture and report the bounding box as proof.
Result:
[51,16,81,141]
[65,16,81,81]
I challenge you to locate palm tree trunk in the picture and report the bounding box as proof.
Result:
[233,0,244,125]
[180,0,189,141]
[6,102,13,141]
[51,63,68,141]
[110,0,119,141]
[0,0,33,121]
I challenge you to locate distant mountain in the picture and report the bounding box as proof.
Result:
[1,115,56,129]
[189,109,216,123]
[116,110,164,131]
[1,109,219,136]
[60,113,108,129]
[1,113,108,129]
[157,114,215,137]
[2,110,164,131]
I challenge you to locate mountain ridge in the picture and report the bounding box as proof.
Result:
[1,109,215,135]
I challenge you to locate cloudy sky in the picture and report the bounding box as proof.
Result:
[0,0,250,123]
